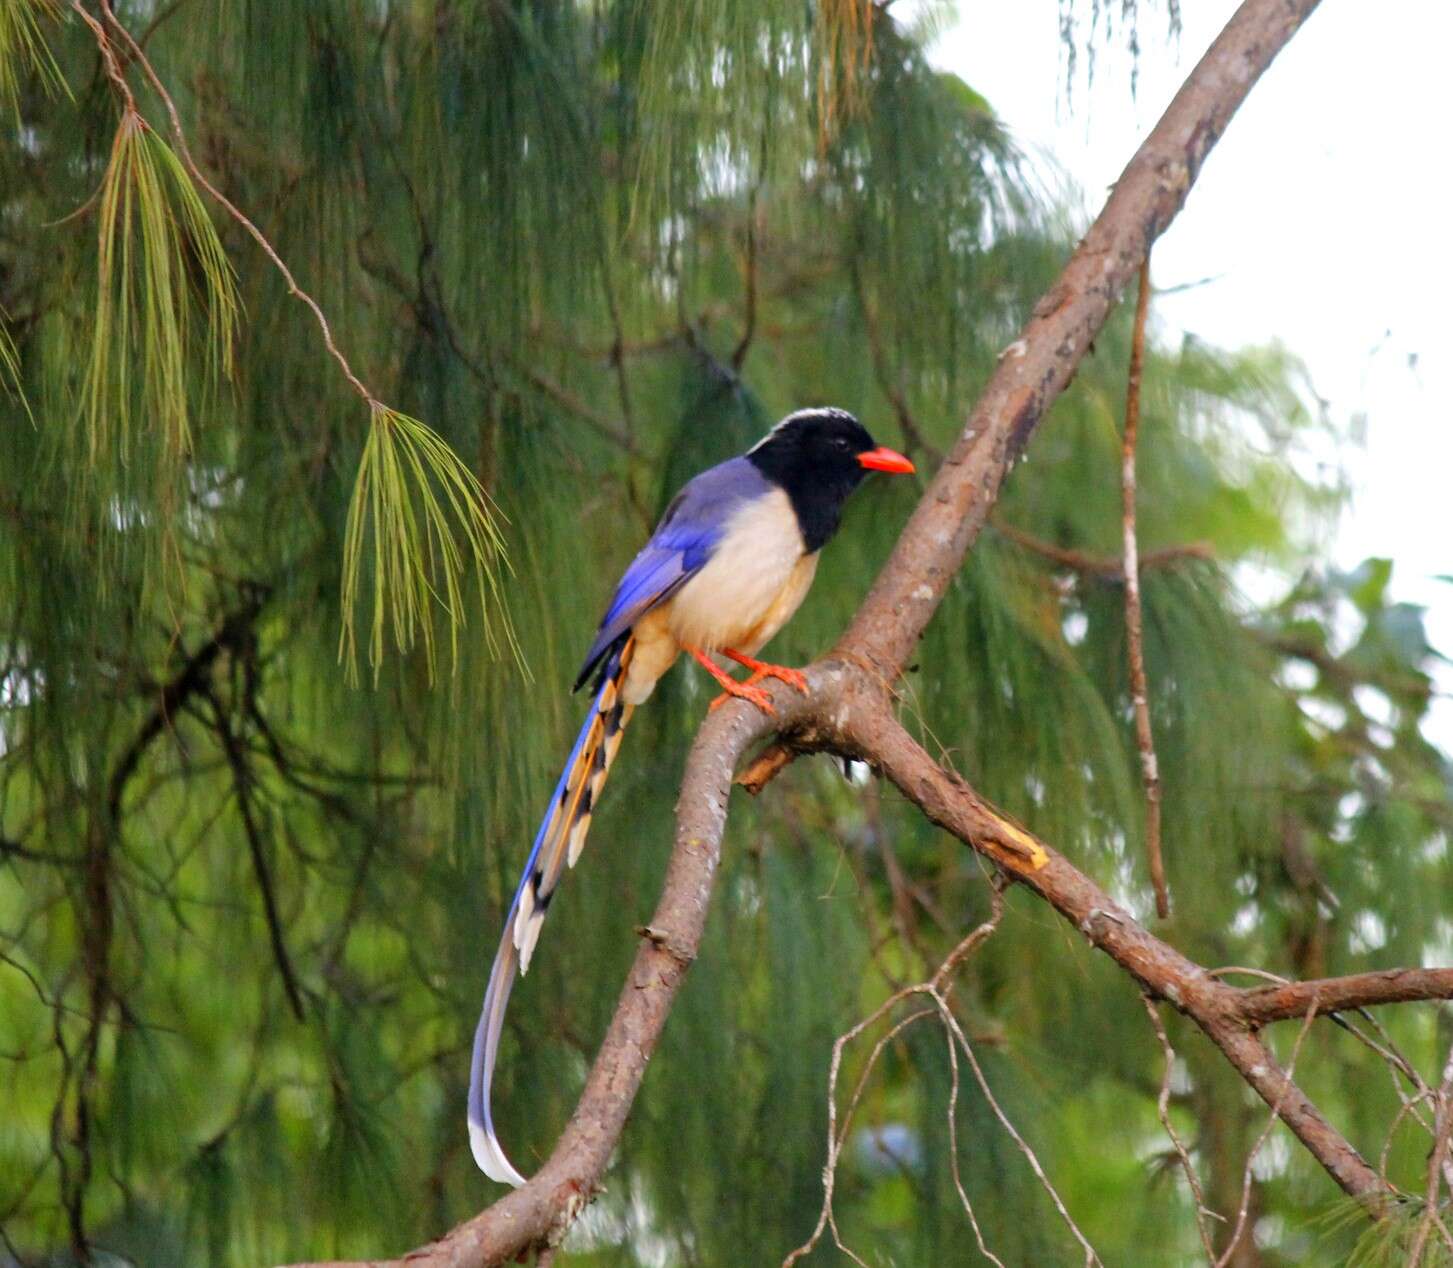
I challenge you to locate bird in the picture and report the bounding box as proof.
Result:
[467,406,915,1185]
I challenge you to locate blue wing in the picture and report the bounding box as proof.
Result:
[572,456,771,690]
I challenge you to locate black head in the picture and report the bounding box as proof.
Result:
[746,407,915,552]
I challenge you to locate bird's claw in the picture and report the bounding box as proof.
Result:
[709,679,776,715]
[747,664,809,694]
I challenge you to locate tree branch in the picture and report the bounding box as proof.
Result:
[994,520,1214,578]
[280,3,1356,1264]
[205,688,308,1023]
[1120,261,1169,918]
[1238,970,1453,1026]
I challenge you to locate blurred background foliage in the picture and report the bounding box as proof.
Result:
[1,1,1449,1265]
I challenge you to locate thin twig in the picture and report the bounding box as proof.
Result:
[1380,1090,1434,1195]
[205,690,308,1022]
[1121,260,1168,919]
[785,879,1009,1267]
[933,987,1103,1266]
[1142,995,1220,1262]
[994,520,1214,578]
[782,1005,934,1267]
[68,1,135,114]
[931,873,1008,988]
[1408,1037,1453,1267]
[941,1020,1009,1268]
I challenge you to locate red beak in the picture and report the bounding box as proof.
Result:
[857,446,916,475]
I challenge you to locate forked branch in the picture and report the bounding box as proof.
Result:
[280,4,1453,1267]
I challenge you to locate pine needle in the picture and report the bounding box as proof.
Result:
[0,311,33,425]
[339,406,520,685]
[80,111,239,475]
[0,0,68,121]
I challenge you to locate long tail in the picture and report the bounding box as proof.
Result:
[467,636,637,1185]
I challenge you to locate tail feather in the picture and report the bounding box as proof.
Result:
[467,636,637,1185]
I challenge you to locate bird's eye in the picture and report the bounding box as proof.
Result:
[834,437,851,451]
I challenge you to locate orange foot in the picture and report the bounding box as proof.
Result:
[685,646,777,715]
[722,648,809,695]
[707,674,774,714]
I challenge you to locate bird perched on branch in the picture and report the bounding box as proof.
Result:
[468,407,915,1185]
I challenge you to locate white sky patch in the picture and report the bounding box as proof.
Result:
[1350,909,1389,954]
[922,1,1453,751]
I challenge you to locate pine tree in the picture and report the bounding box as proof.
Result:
[1,3,1448,1265]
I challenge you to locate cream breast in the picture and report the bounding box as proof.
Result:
[665,487,807,653]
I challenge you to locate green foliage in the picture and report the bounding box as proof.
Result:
[0,0,66,121]
[0,306,30,422]
[0,3,1448,1267]
[81,112,238,479]
[339,406,518,683]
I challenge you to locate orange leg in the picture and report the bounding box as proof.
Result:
[722,648,809,695]
[685,646,775,715]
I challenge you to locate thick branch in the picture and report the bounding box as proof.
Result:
[810,677,1399,1205]
[282,3,1331,1264]
[278,703,775,1268]
[840,0,1322,679]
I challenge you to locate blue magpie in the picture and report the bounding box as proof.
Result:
[468,407,915,1184]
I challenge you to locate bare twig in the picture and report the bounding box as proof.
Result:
[782,1005,932,1268]
[1120,261,1169,918]
[934,985,1103,1266]
[994,520,1215,578]
[1381,1090,1435,1194]
[1142,995,1219,1261]
[786,880,1010,1267]
[941,1020,1009,1268]
[1408,1038,1453,1267]
[790,882,1105,1266]
[68,1,135,113]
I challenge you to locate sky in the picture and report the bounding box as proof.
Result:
[924,0,1453,744]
